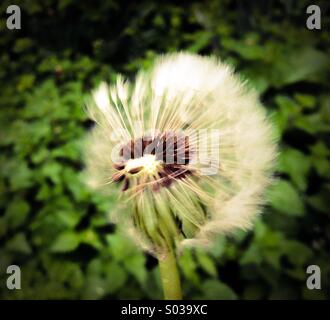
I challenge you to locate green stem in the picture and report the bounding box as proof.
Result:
[158,247,182,300]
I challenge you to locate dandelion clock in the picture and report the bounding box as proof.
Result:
[83,53,277,299]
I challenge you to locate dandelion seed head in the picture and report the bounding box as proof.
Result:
[83,52,277,255]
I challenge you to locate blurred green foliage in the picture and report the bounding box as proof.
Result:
[0,0,329,299]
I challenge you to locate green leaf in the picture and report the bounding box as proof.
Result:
[240,244,263,265]
[295,113,328,134]
[310,142,330,178]
[195,250,217,276]
[307,185,330,214]
[209,236,226,258]
[105,262,128,294]
[283,240,313,266]
[267,180,305,216]
[51,231,80,253]
[106,234,137,261]
[41,162,62,184]
[51,141,81,161]
[222,37,265,61]
[5,198,30,229]
[273,95,301,133]
[63,168,89,201]
[294,93,317,109]
[273,47,328,86]
[80,229,103,250]
[6,232,32,255]
[243,68,269,93]
[83,275,107,300]
[187,31,213,53]
[17,74,35,92]
[13,38,34,53]
[278,149,311,191]
[55,210,81,228]
[123,254,147,285]
[6,161,34,191]
[199,280,237,300]
[178,250,200,286]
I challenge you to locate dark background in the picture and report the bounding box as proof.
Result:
[0,0,329,299]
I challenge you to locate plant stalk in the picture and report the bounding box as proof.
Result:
[158,247,182,300]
